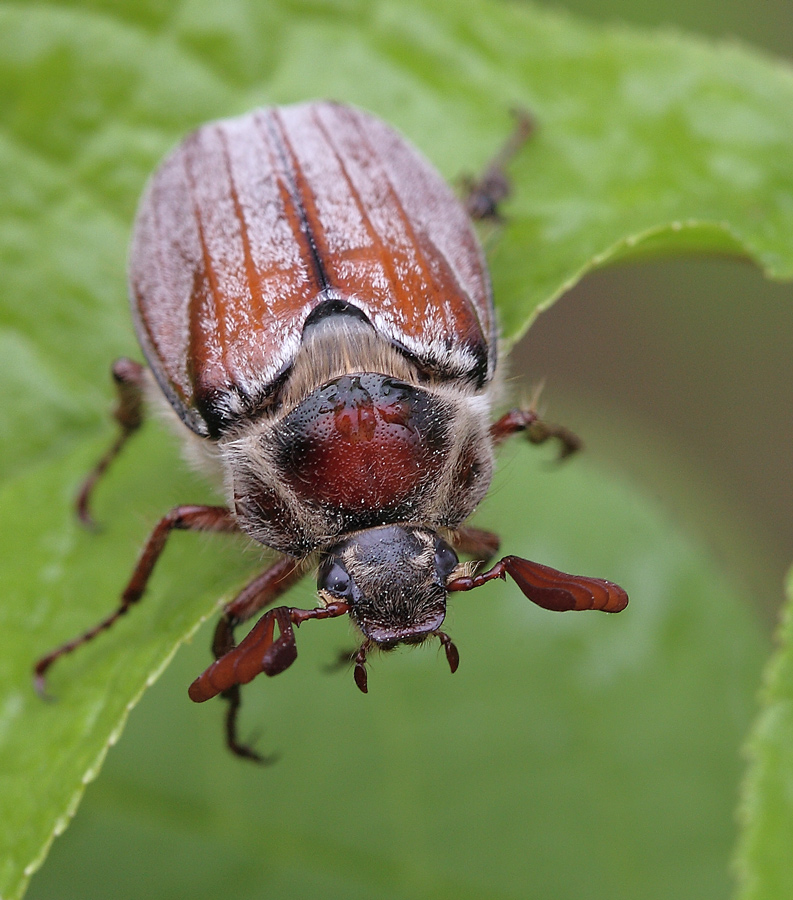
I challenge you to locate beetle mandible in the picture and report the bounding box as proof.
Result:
[35,102,628,761]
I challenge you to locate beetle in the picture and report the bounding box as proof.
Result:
[35,101,628,761]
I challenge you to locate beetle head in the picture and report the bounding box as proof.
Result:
[317,524,459,646]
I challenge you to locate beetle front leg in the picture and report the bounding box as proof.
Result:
[34,505,238,696]
[490,409,582,459]
[76,358,147,528]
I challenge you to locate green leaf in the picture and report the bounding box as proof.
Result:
[735,570,793,900]
[1,1,790,898]
[13,450,767,900]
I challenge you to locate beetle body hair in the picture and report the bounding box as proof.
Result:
[217,317,496,557]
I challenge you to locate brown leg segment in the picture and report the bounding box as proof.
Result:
[464,109,534,221]
[449,525,501,563]
[490,408,582,459]
[209,557,305,663]
[34,505,238,696]
[77,358,147,528]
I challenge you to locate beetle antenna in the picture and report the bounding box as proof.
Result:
[447,556,628,613]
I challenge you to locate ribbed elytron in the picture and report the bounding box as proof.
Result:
[35,102,628,760]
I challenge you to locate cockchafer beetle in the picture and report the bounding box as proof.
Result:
[35,101,628,761]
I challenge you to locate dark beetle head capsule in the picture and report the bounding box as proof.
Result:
[317,525,459,646]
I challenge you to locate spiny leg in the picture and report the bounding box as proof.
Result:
[490,408,582,459]
[34,505,237,696]
[464,109,534,221]
[448,525,501,564]
[77,358,146,528]
[209,558,305,663]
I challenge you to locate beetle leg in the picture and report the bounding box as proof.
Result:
[448,525,501,564]
[76,358,147,528]
[209,558,305,663]
[34,505,237,697]
[463,109,534,221]
[490,408,582,459]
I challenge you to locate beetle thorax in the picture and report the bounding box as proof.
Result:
[220,319,495,556]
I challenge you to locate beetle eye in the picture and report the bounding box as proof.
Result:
[434,543,458,580]
[319,561,352,598]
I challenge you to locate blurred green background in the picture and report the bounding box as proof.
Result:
[514,0,792,622]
